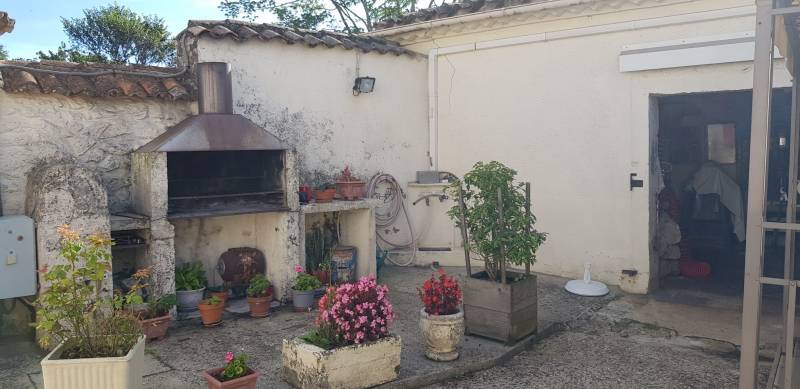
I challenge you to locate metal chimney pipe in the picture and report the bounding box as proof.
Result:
[197,62,233,114]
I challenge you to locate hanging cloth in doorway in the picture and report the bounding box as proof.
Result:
[688,163,745,242]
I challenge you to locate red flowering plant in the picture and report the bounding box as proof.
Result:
[418,269,462,315]
[302,276,394,349]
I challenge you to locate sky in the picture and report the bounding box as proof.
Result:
[0,0,275,60]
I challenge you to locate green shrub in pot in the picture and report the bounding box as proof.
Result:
[292,268,322,312]
[175,262,207,312]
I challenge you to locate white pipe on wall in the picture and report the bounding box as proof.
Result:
[425,5,754,171]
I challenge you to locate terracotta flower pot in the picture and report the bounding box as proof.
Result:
[336,180,365,200]
[139,314,171,341]
[198,302,224,327]
[314,188,336,203]
[312,270,330,285]
[247,293,272,318]
[202,367,260,389]
[209,291,229,307]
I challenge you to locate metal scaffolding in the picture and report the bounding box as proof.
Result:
[741,1,800,387]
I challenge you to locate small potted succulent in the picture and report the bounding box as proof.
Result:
[197,296,224,327]
[335,166,366,200]
[176,262,207,312]
[136,294,177,342]
[246,274,272,318]
[314,183,337,203]
[207,283,230,307]
[282,276,400,388]
[418,269,464,361]
[292,265,322,312]
[202,351,259,389]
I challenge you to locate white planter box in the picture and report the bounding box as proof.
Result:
[282,335,401,389]
[41,335,145,389]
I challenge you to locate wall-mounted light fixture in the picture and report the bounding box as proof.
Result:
[353,76,376,95]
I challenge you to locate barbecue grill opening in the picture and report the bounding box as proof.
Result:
[167,150,287,218]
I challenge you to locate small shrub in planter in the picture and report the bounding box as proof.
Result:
[176,262,207,312]
[202,351,260,389]
[136,294,176,342]
[448,161,547,343]
[314,183,336,203]
[207,284,230,307]
[292,265,321,312]
[418,269,464,361]
[246,274,272,318]
[36,225,145,389]
[335,166,365,200]
[282,276,400,389]
[198,296,224,327]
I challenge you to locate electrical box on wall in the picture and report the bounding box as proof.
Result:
[0,216,37,299]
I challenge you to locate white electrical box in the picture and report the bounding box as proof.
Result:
[0,216,37,299]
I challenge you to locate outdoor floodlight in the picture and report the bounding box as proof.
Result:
[353,76,376,95]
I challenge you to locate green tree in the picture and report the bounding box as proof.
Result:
[0,45,7,60]
[219,0,442,33]
[39,4,174,65]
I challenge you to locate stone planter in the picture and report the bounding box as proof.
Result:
[41,335,145,389]
[247,294,272,318]
[419,308,464,361]
[463,271,537,344]
[202,367,260,389]
[292,290,316,312]
[139,314,171,341]
[282,335,401,389]
[177,287,206,312]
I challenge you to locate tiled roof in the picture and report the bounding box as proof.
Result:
[0,11,13,35]
[182,20,415,56]
[0,61,195,101]
[374,0,547,30]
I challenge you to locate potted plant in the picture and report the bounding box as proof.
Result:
[335,166,365,200]
[176,262,207,312]
[136,294,177,342]
[198,296,224,327]
[208,283,230,307]
[202,351,260,389]
[306,220,336,286]
[313,183,336,203]
[246,274,272,318]
[447,161,547,343]
[282,276,400,388]
[312,262,331,286]
[292,265,322,312]
[418,268,464,361]
[36,225,146,389]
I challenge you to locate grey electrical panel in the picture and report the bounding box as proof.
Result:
[0,216,37,299]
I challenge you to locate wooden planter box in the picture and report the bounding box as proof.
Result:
[281,335,401,389]
[463,271,537,344]
[41,335,145,389]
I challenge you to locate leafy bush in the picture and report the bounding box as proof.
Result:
[246,274,271,297]
[294,273,322,291]
[447,161,547,282]
[219,351,250,381]
[307,276,394,347]
[35,225,143,358]
[175,262,207,291]
[419,269,462,315]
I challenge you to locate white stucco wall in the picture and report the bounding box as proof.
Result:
[383,0,792,292]
[0,92,191,215]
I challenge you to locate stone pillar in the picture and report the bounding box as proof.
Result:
[132,152,176,298]
[25,161,112,295]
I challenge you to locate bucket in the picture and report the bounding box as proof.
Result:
[331,246,357,284]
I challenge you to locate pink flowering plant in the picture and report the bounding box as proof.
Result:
[218,351,250,381]
[301,276,394,349]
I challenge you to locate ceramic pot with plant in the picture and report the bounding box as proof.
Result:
[246,274,272,318]
[292,265,322,312]
[314,183,336,203]
[418,269,464,361]
[335,166,366,200]
[37,225,145,389]
[198,296,224,326]
[136,294,177,342]
[207,284,230,307]
[202,351,259,389]
[176,262,207,312]
[312,262,331,286]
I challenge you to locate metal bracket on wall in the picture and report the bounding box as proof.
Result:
[630,173,644,191]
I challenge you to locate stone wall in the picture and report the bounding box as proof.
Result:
[0,91,191,216]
